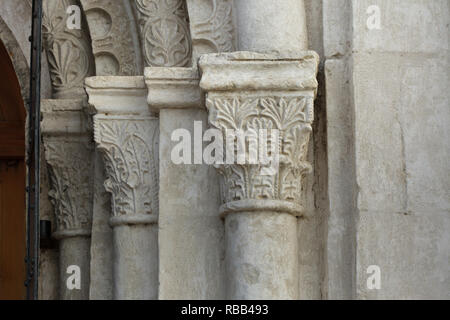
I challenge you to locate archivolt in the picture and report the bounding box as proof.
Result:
[79,0,143,76]
[39,0,236,97]
[0,16,30,108]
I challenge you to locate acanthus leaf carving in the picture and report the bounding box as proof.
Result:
[45,140,94,232]
[206,96,313,206]
[94,119,159,217]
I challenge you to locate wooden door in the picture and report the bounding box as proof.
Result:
[0,161,26,299]
[0,39,26,300]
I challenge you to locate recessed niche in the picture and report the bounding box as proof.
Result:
[86,8,112,40]
[95,53,120,76]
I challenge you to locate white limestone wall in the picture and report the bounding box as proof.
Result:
[1,0,448,300]
[324,0,450,299]
[352,0,449,299]
[323,0,356,300]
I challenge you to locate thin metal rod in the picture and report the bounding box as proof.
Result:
[26,0,42,300]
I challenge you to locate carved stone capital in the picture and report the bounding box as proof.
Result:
[42,99,94,239]
[94,116,159,224]
[199,52,319,217]
[85,77,159,226]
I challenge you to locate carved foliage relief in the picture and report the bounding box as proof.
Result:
[45,140,94,232]
[189,0,235,53]
[135,0,192,67]
[94,119,159,217]
[206,96,314,205]
[42,0,94,98]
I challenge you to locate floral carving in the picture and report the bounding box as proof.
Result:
[42,0,94,98]
[190,0,235,52]
[45,140,94,232]
[206,96,313,205]
[94,119,159,217]
[135,0,192,67]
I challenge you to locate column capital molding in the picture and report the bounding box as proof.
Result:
[93,117,159,223]
[199,51,319,94]
[144,67,203,111]
[42,100,94,239]
[85,76,151,116]
[41,99,91,136]
[85,77,160,224]
[198,51,319,218]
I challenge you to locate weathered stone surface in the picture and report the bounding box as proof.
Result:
[134,0,192,68]
[322,0,450,300]
[186,0,236,60]
[80,0,142,76]
[158,109,224,299]
[352,0,449,54]
[86,76,159,300]
[0,0,447,301]
[88,150,113,300]
[42,0,95,98]
[233,0,308,52]
[324,58,356,300]
[199,48,319,299]
[145,67,202,111]
[42,99,95,300]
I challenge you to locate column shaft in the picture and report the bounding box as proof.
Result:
[225,212,298,299]
[112,224,158,299]
[58,236,91,300]
[234,0,308,52]
[200,51,319,300]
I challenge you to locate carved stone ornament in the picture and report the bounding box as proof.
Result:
[199,51,319,217]
[206,96,313,212]
[45,139,94,238]
[42,0,94,98]
[80,0,142,76]
[135,0,192,67]
[41,99,95,238]
[85,77,159,225]
[188,0,235,53]
[94,117,159,224]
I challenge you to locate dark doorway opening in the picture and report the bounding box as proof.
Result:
[0,39,26,300]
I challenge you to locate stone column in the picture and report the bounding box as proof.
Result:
[199,51,319,299]
[233,0,308,52]
[85,77,159,300]
[42,99,94,300]
[143,0,235,299]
